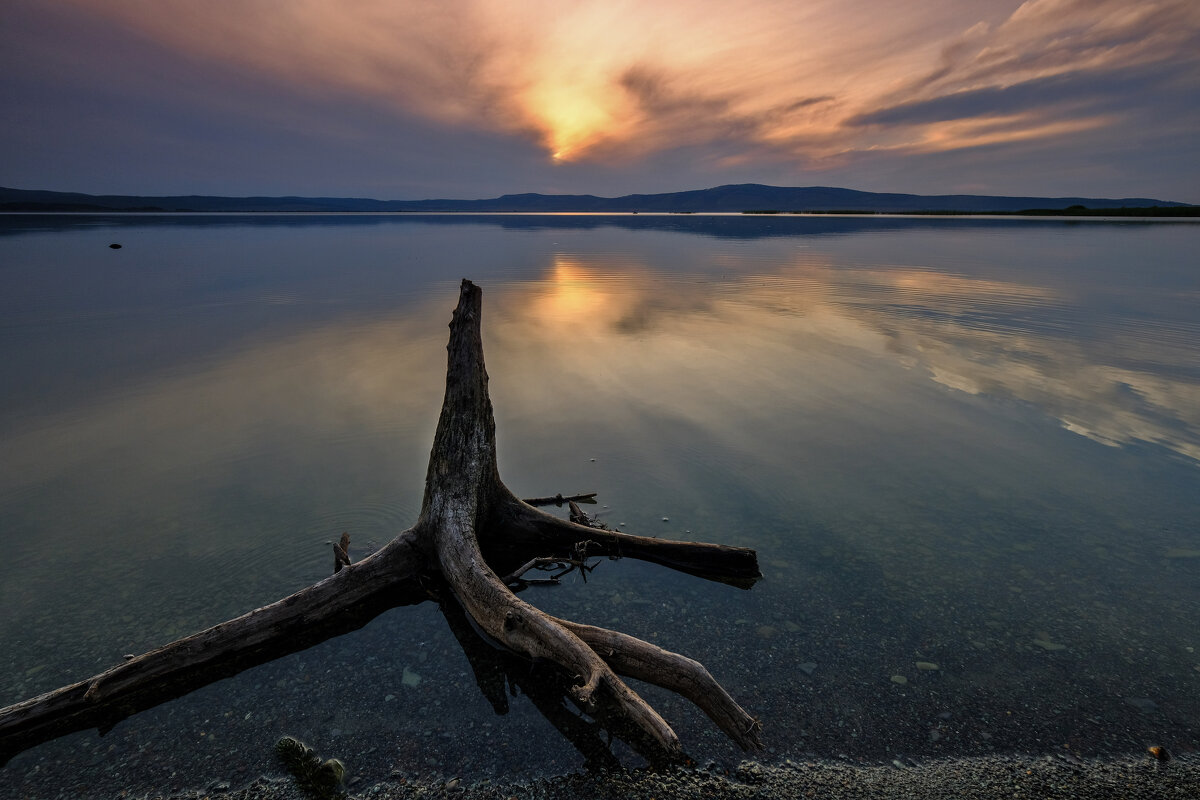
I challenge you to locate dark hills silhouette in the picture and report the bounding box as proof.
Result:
[0,183,1189,214]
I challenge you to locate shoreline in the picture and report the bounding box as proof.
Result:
[156,752,1197,800]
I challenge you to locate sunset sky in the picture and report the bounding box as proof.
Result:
[3,0,1198,202]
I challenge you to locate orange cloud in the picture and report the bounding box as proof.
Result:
[66,0,1200,168]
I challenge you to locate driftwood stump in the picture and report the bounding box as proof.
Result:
[0,279,762,768]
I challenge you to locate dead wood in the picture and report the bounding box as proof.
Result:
[0,279,761,769]
[522,492,598,507]
[333,531,351,573]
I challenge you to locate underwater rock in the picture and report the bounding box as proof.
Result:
[1125,697,1158,714]
[1165,548,1200,558]
[1032,638,1066,651]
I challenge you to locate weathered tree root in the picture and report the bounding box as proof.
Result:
[0,279,761,767]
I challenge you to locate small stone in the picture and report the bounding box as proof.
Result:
[1125,697,1158,714]
[1166,548,1200,558]
[445,777,461,790]
[385,694,396,702]
[1032,638,1066,651]
[915,661,939,671]
[798,662,817,676]
[662,517,669,522]
[402,667,423,688]
[890,675,908,685]
[756,625,777,638]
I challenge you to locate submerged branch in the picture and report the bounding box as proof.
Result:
[0,532,428,765]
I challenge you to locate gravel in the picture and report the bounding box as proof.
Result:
[150,752,1196,800]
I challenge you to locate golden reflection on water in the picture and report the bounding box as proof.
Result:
[4,252,1195,537]
[1,248,1196,595]
[489,254,1199,465]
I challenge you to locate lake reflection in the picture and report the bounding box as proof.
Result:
[1,215,1197,796]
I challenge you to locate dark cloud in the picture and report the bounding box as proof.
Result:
[847,67,1181,127]
[618,65,733,118]
[778,96,837,113]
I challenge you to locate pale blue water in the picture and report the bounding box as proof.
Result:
[1,214,1198,796]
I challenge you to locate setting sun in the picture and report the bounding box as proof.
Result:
[525,85,620,162]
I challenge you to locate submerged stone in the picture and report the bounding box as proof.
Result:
[1165,548,1200,558]
[1032,638,1066,651]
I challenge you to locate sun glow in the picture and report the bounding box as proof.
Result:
[525,84,622,162]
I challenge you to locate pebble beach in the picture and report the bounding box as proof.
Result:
[149,752,1197,800]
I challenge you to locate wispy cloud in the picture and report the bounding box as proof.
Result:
[843,0,1200,158]
[9,0,1199,197]
[67,1,1194,161]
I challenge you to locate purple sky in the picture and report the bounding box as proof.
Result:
[3,0,1198,202]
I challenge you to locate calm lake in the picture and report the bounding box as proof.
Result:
[1,213,1198,796]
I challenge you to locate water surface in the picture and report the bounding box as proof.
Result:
[1,214,1197,796]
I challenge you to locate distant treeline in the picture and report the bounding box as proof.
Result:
[1010,205,1200,217]
[3,184,1194,215]
[742,206,1200,217]
[0,202,171,212]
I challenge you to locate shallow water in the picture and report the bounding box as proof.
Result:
[1,214,1197,796]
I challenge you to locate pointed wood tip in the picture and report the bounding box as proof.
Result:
[456,279,481,311]
[448,280,484,339]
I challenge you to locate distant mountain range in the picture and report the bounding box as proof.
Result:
[0,183,1191,214]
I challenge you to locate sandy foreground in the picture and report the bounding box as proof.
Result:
[152,752,1197,800]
